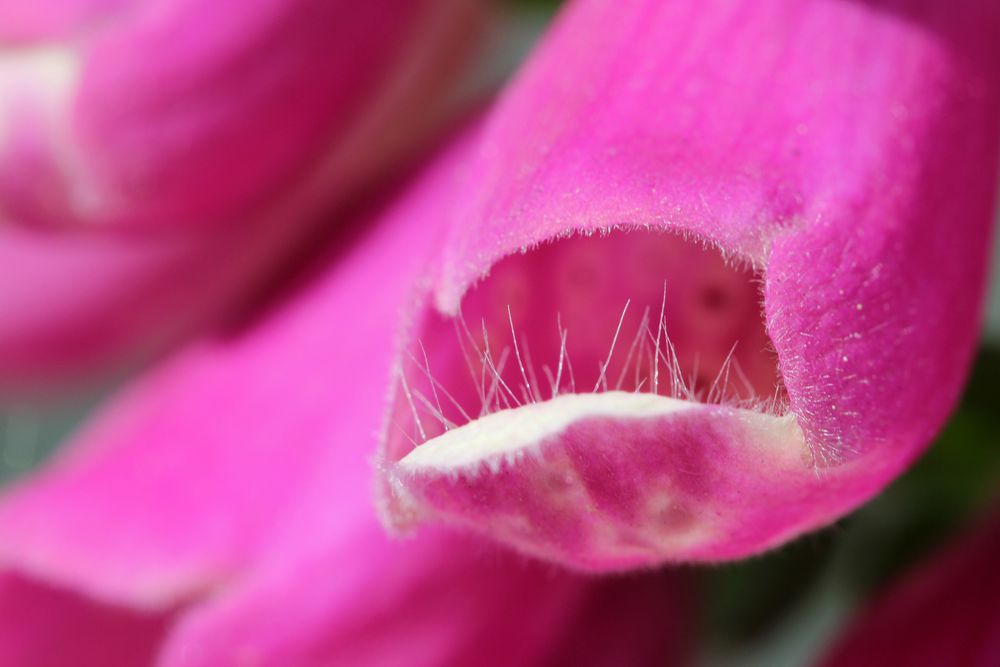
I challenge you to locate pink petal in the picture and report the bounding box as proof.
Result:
[0,0,482,388]
[0,223,251,390]
[377,0,1000,569]
[0,125,479,606]
[157,524,688,667]
[0,0,480,231]
[0,0,132,42]
[820,514,1000,666]
[0,572,171,667]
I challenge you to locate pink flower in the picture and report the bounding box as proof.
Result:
[377,0,1000,570]
[2,0,999,662]
[820,511,1000,666]
[0,0,481,388]
[0,0,475,232]
[0,126,690,665]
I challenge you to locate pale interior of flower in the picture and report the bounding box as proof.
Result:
[382,230,816,569]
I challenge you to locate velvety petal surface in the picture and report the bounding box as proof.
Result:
[820,513,1000,666]
[378,0,1000,570]
[0,572,171,667]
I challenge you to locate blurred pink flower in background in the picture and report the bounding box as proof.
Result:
[821,509,1000,666]
[0,0,998,664]
[0,0,481,388]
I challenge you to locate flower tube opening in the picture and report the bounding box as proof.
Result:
[377,230,856,570]
[391,229,783,442]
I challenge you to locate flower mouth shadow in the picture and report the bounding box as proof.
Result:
[387,229,786,454]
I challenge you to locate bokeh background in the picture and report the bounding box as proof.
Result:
[2,3,998,665]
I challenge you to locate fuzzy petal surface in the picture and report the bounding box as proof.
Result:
[390,393,877,569]
[378,0,1000,570]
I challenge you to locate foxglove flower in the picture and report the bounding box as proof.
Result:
[378,0,1000,570]
[820,511,1000,666]
[0,127,689,665]
[0,0,480,388]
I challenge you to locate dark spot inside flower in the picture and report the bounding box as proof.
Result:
[700,285,731,312]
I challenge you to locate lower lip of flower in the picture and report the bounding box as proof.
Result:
[378,230,851,569]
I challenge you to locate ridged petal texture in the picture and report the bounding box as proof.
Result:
[378,0,1000,570]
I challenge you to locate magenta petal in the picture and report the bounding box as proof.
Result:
[0,126,479,606]
[390,394,874,568]
[0,0,481,386]
[432,0,1000,307]
[821,514,1000,666]
[0,0,479,231]
[157,525,688,667]
[0,224,240,389]
[0,207,390,391]
[0,572,170,667]
[377,0,1000,569]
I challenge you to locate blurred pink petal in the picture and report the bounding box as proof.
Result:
[0,0,483,389]
[0,124,474,605]
[0,0,132,41]
[0,572,171,667]
[378,0,1000,570]
[821,513,1000,666]
[157,525,687,667]
[0,223,257,388]
[0,124,690,665]
[0,0,477,231]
